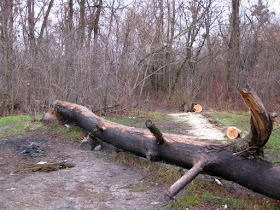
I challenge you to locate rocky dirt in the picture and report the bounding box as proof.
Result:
[0,128,167,209]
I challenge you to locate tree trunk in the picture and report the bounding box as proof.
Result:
[78,0,85,46]
[54,85,279,200]
[27,0,35,53]
[37,0,54,46]
[93,0,102,47]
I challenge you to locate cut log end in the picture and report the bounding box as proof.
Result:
[193,104,203,113]
[145,120,153,127]
[181,103,203,113]
[227,126,242,139]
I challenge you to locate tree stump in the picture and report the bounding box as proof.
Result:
[80,135,96,151]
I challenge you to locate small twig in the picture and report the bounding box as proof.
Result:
[233,146,259,156]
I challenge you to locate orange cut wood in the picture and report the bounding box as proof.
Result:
[227,126,242,139]
[193,104,203,112]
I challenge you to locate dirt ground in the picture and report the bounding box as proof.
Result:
[0,113,278,209]
[0,126,169,210]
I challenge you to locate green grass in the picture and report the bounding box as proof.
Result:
[0,115,86,140]
[0,115,33,127]
[211,111,280,162]
[129,184,147,193]
[104,109,172,128]
[53,124,87,139]
[211,111,251,135]
[162,178,279,209]
[0,115,45,136]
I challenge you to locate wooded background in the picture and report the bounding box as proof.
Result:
[0,0,279,114]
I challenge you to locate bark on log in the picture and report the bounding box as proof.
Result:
[53,85,280,200]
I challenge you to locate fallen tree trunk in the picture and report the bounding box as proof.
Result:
[54,86,280,200]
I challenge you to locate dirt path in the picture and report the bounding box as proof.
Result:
[168,113,225,142]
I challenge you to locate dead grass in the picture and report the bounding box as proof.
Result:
[111,151,182,185]
[110,151,280,210]
[13,163,75,173]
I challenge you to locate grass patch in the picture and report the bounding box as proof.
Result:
[211,111,280,163]
[110,146,279,209]
[0,115,33,127]
[0,115,86,140]
[162,178,279,209]
[0,115,45,136]
[111,152,182,185]
[211,111,251,135]
[54,124,87,139]
[104,109,172,128]
[129,184,147,193]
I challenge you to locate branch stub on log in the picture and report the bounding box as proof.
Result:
[145,120,165,144]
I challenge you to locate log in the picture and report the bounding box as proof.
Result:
[193,104,203,113]
[180,103,202,113]
[53,85,280,200]
[189,103,203,113]
[226,126,242,139]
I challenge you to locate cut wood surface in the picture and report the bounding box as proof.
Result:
[54,85,280,201]
[188,103,203,113]
[193,104,203,113]
[227,126,242,139]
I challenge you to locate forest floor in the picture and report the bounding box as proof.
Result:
[0,111,279,209]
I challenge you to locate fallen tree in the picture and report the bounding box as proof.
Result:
[54,84,280,200]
